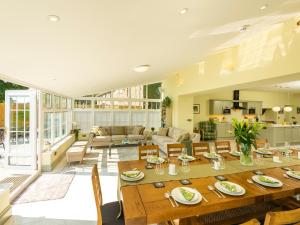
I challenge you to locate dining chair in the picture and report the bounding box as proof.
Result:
[177,217,260,225]
[255,138,268,149]
[192,142,210,156]
[0,128,5,149]
[167,143,185,157]
[91,164,124,225]
[138,145,159,160]
[241,219,260,225]
[263,207,300,225]
[215,140,231,153]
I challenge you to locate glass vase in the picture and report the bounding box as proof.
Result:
[240,143,254,166]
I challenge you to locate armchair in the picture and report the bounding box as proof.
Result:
[199,121,217,141]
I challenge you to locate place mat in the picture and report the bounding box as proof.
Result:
[119,157,300,187]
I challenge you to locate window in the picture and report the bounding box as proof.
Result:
[67,98,72,109]
[112,88,129,98]
[53,96,60,109]
[113,101,129,109]
[74,100,92,109]
[61,112,67,136]
[61,97,67,109]
[148,102,161,110]
[131,86,144,99]
[43,93,52,108]
[44,113,52,144]
[147,83,161,99]
[94,100,112,109]
[131,101,145,110]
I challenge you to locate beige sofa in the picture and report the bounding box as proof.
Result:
[90,126,146,148]
[152,127,201,154]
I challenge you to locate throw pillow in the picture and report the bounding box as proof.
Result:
[176,132,189,142]
[132,126,143,135]
[157,127,168,136]
[139,127,145,135]
[98,127,109,136]
[111,126,125,135]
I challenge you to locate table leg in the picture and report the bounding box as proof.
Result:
[117,178,123,219]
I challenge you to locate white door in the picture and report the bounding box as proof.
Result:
[5,90,37,170]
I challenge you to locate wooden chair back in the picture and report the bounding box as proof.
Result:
[92,164,103,225]
[192,142,210,156]
[215,141,231,153]
[255,138,268,149]
[138,145,159,160]
[167,143,185,157]
[241,219,260,225]
[264,208,300,225]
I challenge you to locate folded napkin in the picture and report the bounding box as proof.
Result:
[180,155,195,160]
[258,176,279,184]
[179,188,195,201]
[291,171,300,177]
[220,181,238,193]
[122,171,141,178]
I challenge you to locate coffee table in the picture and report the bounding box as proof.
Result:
[108,140,145,157]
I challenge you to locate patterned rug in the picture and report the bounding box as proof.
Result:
[0,175,30,192]
[13,171,75,204]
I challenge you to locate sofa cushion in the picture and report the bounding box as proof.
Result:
[176,132,189,142]
[132,126,143,135]
[125,126,135,135]
[157,127,168,136]
[111,135,126,141]
[100,126,111,136]
[168,127,174,138]
[127,134,145,141]
[111,126,125,135]
[172,127,185,140]
[152,135,173,144]
[94,136,111,142]
[139,127,145,135]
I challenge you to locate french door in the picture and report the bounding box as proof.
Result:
[5,90,37,170]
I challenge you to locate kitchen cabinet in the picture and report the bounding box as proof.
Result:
[266,126,300,146]
[209,100,232,115]
[246,101,262,115]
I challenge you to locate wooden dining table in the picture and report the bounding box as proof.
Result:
[118,152,300,225]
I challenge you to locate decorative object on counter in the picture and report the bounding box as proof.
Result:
[231,119,262,166]
[193,104,200,114]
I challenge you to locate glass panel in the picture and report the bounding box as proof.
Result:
[74,100,92,109]
[147,83,161,99]
[97,92,111,98]
[25,132,30,144]
[94,100,112,109]
[113,101,129,109]
[54,96,60,108]
[54,113,60,139]
[25,111,30,131]
[17,132,24,144]
[61,97,67,108]
[67,99,72,109]
[17,111,25,131]
[131,86,144,99]
[10,97,17,110]
[10,111,16,131]
[10,132,16,145]
[24,97,30,110]
[17,97,25,111]
[112,88,129,98]
[131,101,145,110]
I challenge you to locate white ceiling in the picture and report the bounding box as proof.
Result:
[249,80,300,93]
[0,0,300,97]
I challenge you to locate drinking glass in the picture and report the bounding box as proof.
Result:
[181,159,190,173]
[182,147,187,156]
[211,156,225,170]
[155,162,165,175]
[255,153,263,165]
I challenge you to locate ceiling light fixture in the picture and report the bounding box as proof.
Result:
[260,4,268,10]
[134,65,150,73]
[48,15,60,22]
[272,106,281,112]
[179,8,189,14]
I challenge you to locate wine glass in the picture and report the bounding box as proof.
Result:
[155,162,165,175]
[181,158,190,173]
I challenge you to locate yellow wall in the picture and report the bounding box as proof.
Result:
[163,18,300,130]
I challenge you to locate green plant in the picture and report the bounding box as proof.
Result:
[0,80,27,103]
[162,96,172,108]
[231,119,262,155]
[71,128,81,141]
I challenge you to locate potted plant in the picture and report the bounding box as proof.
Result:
[71,128,81,141]
[231,119,262,166]
[162,96,172,108]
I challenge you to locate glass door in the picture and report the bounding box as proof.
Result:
[5,90,37,170]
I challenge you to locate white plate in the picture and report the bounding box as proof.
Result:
[120,171,144,182]
[171,187,202,205]
[286,171,300,180]
[203,152,220,159]
[252,175,283,188]
[230,151,241,157]
[178,155,196,161]
[214,181,246,196]
[147,156,165,164]
[254,149,274,155]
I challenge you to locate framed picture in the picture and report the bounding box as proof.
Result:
[297,107,300,114]
[193,104,200,114]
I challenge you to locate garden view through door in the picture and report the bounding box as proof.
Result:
[5,90,37,170]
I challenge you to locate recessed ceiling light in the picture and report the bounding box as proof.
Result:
[134,65,150,73]
[179,8,189,14]
[260,4,268,10]
[48,15,60,22]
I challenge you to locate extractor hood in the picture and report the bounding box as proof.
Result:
[231,90,246,110]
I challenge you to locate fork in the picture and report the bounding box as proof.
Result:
[207,185,222,198]
[167,191,179,207]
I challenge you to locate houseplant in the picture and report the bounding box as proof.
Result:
[162,96,172,108]
[231,119,262,166]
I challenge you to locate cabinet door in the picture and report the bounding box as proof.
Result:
[274,128,285,145]
[284,127,293,143]
[292,127,300,144]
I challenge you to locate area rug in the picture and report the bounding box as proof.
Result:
[0,174,30,192]
[13,172,75,204]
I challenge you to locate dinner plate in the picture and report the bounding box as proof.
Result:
[230,151,241,157]
[278,148,293,154]
[252,175,283,188]
[178,155,196,161]
[286,171,300,180]
[171,187,202,205]
[203,152,220,159]
[254,149,274,155]
[214,181,246,196]
[120,171,145,182]
[147,156,165,164]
